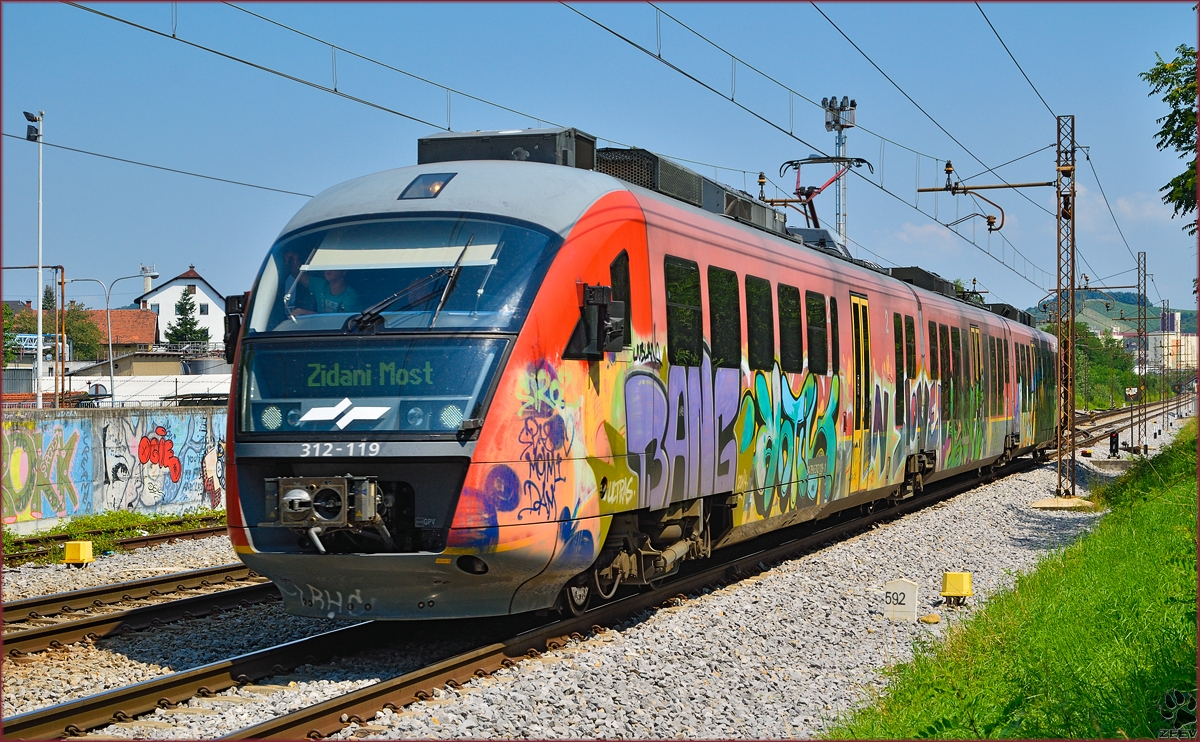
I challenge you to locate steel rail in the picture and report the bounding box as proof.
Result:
[4,459,1030,740]
[2,621,385,740]
[6,525,229,565]
[227,458,1039,740]
[4,564,253,623]
[4,581,278,657]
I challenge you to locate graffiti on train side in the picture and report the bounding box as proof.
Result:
[2,409,227,525]
[738,366,840,517]
[624,354,740,511]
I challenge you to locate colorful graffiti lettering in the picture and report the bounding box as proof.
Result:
[138,426,182,482]
[517,415,567,520]
[2,408,227,526]
[2,423,91,523]
[624,354,739,511]
[517,365,565,417]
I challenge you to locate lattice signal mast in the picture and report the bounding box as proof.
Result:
[823,96,856,249]
[1055,115,1077,498]
[1136,250,1148,454]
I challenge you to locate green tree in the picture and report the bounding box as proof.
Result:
[13,302,105,361]
[165,291,211,344]
[952,278,985,305]
[1140,41,1197,236]
[3,303,18,367]
[41,285,55,312]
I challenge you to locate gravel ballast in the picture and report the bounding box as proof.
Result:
[10,412,1187,739]
[2,535,239,602]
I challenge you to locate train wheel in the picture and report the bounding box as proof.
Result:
[560,574,591,616]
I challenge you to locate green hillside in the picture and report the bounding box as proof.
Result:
[1030,294,1196,335]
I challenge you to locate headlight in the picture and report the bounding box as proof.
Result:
[261,405,283,430]
[439,405,464,429]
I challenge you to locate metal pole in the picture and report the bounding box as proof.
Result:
[1136,251,1147,454]
[1055,115,1077,498]
[106,283,115,405]
[35,111,44,409]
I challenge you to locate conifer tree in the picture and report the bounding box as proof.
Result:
[165,291,211,343]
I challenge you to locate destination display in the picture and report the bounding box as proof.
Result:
[238,337,507,433]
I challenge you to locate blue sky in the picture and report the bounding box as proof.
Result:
[3,2,1196,314]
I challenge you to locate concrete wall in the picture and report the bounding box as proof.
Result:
[2,406,226,534]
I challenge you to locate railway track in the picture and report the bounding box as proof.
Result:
[1074,395,1189,447]
[6,396,1186,739]
[3,565,277,657]
[5,456,1039,740]
[6,521,228,565]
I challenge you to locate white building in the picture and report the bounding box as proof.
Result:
[135,265,225,345]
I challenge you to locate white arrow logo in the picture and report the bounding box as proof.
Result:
[299,398,390,429]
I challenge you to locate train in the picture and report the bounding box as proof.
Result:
[223,127,1058,620]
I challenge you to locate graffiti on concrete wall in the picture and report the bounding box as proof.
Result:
[2,420,93,523]
[2,407,227,525]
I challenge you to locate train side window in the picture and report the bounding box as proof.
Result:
[829,297,840,374]
[746,275,774,371]
[665,256,702,366]
[1003,338,1010,392]
[707,266,741,369]
[610,251,632,347]
[778,283,803,374]
[904,316,916,381]
[928,320,940,380]
[893,312,905,426]
[950,327,963,420]
[806,291,828,375]
[939,324,951,419]
[989,336,998,415]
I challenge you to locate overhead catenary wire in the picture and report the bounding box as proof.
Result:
[564,3,1052,291]
[810,2,1056,222]
[1082,151,1140,264]
[73,2,773,193]
[1,132,313,197]
[974,3,1056,119]
[646,2,944,162]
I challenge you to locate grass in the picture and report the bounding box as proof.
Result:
[827,420,1198,739]
[2,508,226,565]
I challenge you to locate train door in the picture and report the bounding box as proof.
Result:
[969,325,983,455]
[850,293,871,491]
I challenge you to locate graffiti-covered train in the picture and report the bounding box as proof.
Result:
[224,128,1057,620]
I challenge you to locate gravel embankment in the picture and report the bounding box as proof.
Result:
[2,535,239,601]
[10,412,1187,739]
[2,601,346,717]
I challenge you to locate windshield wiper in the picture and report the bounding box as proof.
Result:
[429,235,473,329]
[344,268,448,333]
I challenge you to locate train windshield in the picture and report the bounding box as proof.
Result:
[245,216,558,335]
[239,337,506,434]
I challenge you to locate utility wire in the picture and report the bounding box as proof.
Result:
[647,2,943,161]
[75,2,770,190]
[2,132,313,197]
[565,3,1051,290]
[66,2,451,131]
[810,3,1056,221]
[974,3,1056,119]
[971,6,1126,295]
[958,143,1054,183]
[1082,151,1139,263]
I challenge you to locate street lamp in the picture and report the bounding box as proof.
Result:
[24,110,44,408]
[68,271,159,405]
